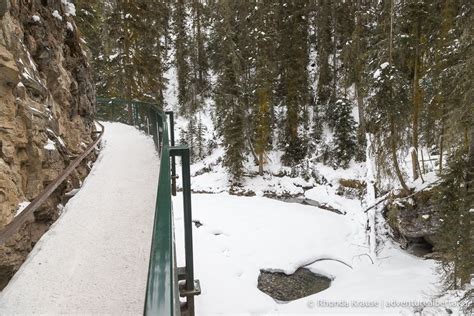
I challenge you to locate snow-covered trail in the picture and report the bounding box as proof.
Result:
[0,122,159,314]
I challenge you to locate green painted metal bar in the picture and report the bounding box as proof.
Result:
[166,111,177,196]
[170,146,199,315]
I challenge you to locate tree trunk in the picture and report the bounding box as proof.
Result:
[439,114,445,174]
[354,0,366,144]
[331,0,337,101]
[258,152,264,176]
[411,64,420,180]
[411,17,422,181]
[390,117,410,194]
[467,116,474,190]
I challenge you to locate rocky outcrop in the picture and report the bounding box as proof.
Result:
[0,0,96,288]
[385,189,443,250]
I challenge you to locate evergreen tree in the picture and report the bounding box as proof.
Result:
[434,148,473,294]
[333,98,357,169]
[173,0,192,116]
[80,0,169,111]
[190,0,210,95]
[253,0,277,175]
[278,0,310,166]
[314,0,332,106]
[365,0,411,193]
[212,0,245,182]
[195,114,207,160]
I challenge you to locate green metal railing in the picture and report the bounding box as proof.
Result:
[97,98,200,316]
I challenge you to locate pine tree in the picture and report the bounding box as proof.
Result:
[333,98,357,169]
[314,0,332,106]
[341,0,370,159]
[195,114,207,160]
[190,0,210,95]
[253,0,277,176]
[174,0,192,116]
[434,148,473,293]
[278,0,310,166]
[84,0,169,110]
[212,0,246,183]
[365,0,411,193]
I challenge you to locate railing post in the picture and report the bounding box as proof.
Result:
[149,107,158,149]
[170,145,200,316]
[166,111,177,196]
[157,114,163,152]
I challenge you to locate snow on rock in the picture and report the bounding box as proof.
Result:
[109,52,119,61]
[381,62,390,69]
[52,10,62,21]
[61,0,76,16]
[0,122,159,314]
[373,68,382,79]
[43,139,56,151]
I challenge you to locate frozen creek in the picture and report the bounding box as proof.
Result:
[173,192,451,315]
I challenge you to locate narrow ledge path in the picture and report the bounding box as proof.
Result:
[0,122,159,315]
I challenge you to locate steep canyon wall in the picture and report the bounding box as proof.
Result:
[0,0,96,287]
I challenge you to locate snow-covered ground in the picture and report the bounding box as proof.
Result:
[0,122,159,314]
[0,122,460,315]
[173,193,459,315]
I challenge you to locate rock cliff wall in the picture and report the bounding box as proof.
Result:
[0,0,96,287]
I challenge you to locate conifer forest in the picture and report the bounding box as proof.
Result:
[74,0,472,309]
[1,0,471,314]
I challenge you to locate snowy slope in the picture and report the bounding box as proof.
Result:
[0,122,159,314]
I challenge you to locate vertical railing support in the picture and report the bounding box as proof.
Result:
[170,145,201,316]
[166,111,177,196]
[149,107,158,148]
[157,114,163,152]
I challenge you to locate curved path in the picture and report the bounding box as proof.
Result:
[0,122,159,315]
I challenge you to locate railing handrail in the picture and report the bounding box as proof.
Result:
[144,107,179,315]
[0,121,104,245]
[96,98,182,315]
